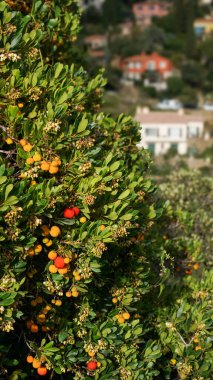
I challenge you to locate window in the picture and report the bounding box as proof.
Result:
[168,128,182,138]
[148,143,155,155]
[159,61,166,68]
[135,62,141,69]
[147,61,156,70]
[128,62,135,69]
[145,128,158,137]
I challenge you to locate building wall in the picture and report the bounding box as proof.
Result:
[132,2,170,20]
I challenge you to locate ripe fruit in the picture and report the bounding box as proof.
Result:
[170,358,177,365]
[41,225,49,236]
[18,102,24,108]
[49,226,61,238]
[194,337,199,343]
[26,157,34,165]
[193,263,200,270]
[40,161,50,171]
[5,137,13,144]
[72,290,79,297]
[35,296,43,304]
[88,351,95,357]
[75,274,81,281]
[23,144,33,152]
[30,324,39,333]
[73,206,80,216]
[100,225,106,231]
[64,257,70,264]
[118,317,125,324]
[66,291,72,297]
[26,355,34,363]
[33,153,42,162]
[49,265,58,274]
[58,267,68,275]
[49,165,59,174]
[48,250,57,260]
[31,300,37,307]
[63,208,75,219]
[54,257,65,269]
[123,312,130,320]
[37,367,47,376]
[35,245,42,254]
[87,361,97,371]
[80,216,87,223]
[19,139,27,146]
[45,240,53,247]
[32,359,41,369]
[55,300,62,306]
[195,346,202,351]
[112,297,118,304]
[51,160,59,167]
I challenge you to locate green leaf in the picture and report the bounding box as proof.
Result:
[4,184,13,200]
[110,161,120,172]
[120,213,133,221]
[118,189,130,200]
[77,118,88,133]
[54,63,64,79]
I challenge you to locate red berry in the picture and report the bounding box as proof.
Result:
[54,257,65,269]
[73,207,80,216]
[63,208,75,219]
[87,361,97,371]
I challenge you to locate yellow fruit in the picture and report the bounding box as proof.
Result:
[170,359,177,365]
[5,137,13,144]
[80,217,87,223]
[49,265,58,274]
[35,245,42,254]
[195,346,202,351]
[42,238,49,244]
[51,299,56,304]
[45,240,53,247]
[55,300,62,306]
[54,157,61,165]
[64,257,70,264]
[97,362,101,368]
[31,300,37,307]
[37,314,46,322]
[49,165,59,174]
[23,144,33,152]
[51,160,59,167]
[88,352,95,357]
[193,263,200,270]
[18,103,24,108]
[45,305,51,311]
[123,312,130,320]
[40,161,50,171]
[75,274,81,281]
[100,225,106,231]
[33,153,42,162]
[48,251,57,260]
[58,267,68,275]
[19,139,27,146]
[72,291,79,297]
[49,226,61,238]
[73,270,79,276]
[31,180,37,186]
[194,337,199,343]
[66,291,72,298]
[118,317,125,324]
[32,358,41,368]
[112,298,118,304]
[26,157,34,165]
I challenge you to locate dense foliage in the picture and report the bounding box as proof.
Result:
[0,1,212,380]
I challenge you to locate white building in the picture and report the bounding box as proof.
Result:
[135,107,204,156]
[78,0,104,9]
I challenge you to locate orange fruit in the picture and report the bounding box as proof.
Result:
[123,312,130,320]
[35,296,43,304]
[40,161,50,171]
[37,367,47,376]
[66,291,72,297]
[118,317,125,324]
[31,180,37,186]
[64,257,70,264]
[88,351,95,357]
[42,238,49,244]
[26,355,34,363]
[49,165,59,174]
[100,225,106,231]
[37,313,46,322]
[51,160,59,167]
[75,274,81,281]
[19,138,27,146]
[30,324,39,333]
[193,263,200,270]
[26,157,34,165]
[35,245,42,254]
[55,300,62,306]
[30,300,37,307]
[194,337,199,343]
[58,267,68,275]
[48,250,57,260]
[195,346,202,351]
[72,291,79,298]
[49,264,58,274]
[33,153,42,162]
[28,248,35,257]
[18,102,24,108]
[49,226,61,238]
[45,240,52,247]
[112,297,118,304]
[32,358,41,369]
[26,320,34,329]
[23,144,33,152]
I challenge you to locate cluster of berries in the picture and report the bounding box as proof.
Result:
[48,253,70,275]
[26,355,47,376]
[115,312,131,324]
[63,206,80,219]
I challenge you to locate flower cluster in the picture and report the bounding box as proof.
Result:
[0,52,20,62]
[84,194,96,206]
[44,120,61,133]
[28,87,42,101]
[76,137,95,149]
[92,242,107,258]
[79,162,92,173]
[0,24,17,35]
[5,207,23,226]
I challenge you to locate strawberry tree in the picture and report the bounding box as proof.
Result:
[0,1,168,379]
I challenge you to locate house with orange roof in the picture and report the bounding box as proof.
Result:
[120,52,173,81]
[132,1,171,26]
[194,18,213,37]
